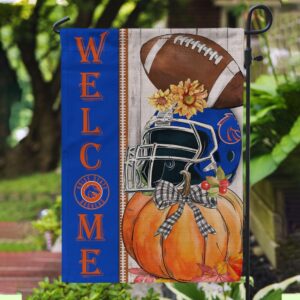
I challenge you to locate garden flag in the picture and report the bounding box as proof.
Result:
[61,28,244,283]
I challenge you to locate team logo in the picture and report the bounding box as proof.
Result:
[217,113,241,145]
[74,174,109,210]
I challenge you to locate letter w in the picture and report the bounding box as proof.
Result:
[78,214,104,241]
[75,32,108,64]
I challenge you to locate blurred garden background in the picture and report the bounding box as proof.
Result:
[0,0,300,299]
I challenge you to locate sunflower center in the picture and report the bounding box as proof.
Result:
[156,97,167,105]
[183,95,195,105]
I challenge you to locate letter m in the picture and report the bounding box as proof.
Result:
[78,214,104,241]
[75,32,108,64]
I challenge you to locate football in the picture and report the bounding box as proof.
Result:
[140,34,244,108]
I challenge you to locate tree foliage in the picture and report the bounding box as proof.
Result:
[0,0,167,178]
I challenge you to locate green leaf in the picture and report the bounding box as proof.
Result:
[206,176,219,187]
[142,191,153,196]
[208,187,219,197]
[253,275,300,300]
[250,104,283,125]
[250,154,277,185]
[230,284,244,300]
[250,75,278,96]
[216,166,226,180]
[165,283,206,300]
[260,290,282,300]
[250,115,300,185]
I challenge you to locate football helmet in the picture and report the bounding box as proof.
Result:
[125,108,241,192]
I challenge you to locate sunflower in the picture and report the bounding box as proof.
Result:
[148,89,172,112]
[169,79,208,119]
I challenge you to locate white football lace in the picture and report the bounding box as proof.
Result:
[173,35,223,65]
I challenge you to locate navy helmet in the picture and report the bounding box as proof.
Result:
[125,108,241,192]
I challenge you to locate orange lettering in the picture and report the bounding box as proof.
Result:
[75,32,108,64]
[80,143,101,170]
[80,72,102,100]
[78,214,104,241]
[80,249,102,275]
[81,108,101,135]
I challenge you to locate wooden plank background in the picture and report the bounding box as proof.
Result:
[126,28,245,281]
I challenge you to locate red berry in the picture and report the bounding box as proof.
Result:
[219,179,229,188]
[201,181,210,190]
[219,186,227,194]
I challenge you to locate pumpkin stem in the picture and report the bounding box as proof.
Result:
[180,170,191,196]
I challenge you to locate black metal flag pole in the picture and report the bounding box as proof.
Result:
[244,5,273,300]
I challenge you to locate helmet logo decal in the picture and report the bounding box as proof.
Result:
[217,113,241,145]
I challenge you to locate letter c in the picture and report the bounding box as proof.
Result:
[80,143,101,170]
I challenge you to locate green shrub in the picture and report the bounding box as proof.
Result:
[28,278,131,300]
[28,277,160,300]
[248,76,300,185]
[166,280,246,300]
[167,275,300,300]
[32,196,61,243]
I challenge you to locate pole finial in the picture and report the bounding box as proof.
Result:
[53,16,71,34]
[245,4,273,35]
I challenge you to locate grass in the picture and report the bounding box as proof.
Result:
[0,171,61,194]
[0,196,53,221]
[0,241,42,252]
[0,171,61,251]
[0,171,61,222]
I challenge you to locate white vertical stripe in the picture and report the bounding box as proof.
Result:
[144,35,171,73]
[207,60,240,107]
[119,29,128,283]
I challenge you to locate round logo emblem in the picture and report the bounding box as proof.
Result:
[217,113,241,145]
[74,174,109,210]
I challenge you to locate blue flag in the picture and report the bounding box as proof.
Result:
[61,29,120,282]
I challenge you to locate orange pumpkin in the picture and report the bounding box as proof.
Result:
[122,176,243,282]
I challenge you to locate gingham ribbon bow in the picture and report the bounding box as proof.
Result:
[154,180,217,239]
